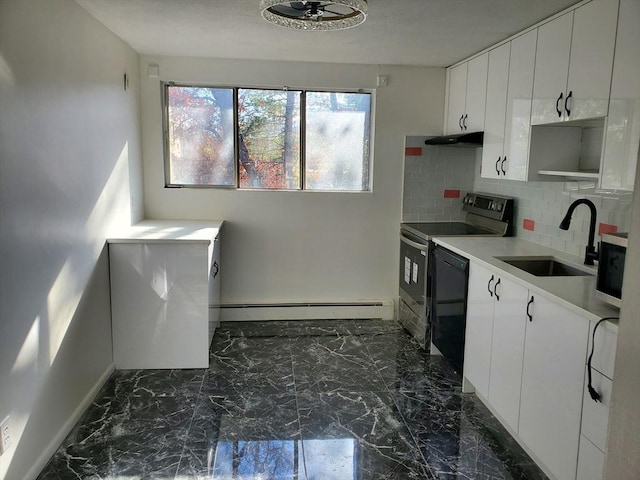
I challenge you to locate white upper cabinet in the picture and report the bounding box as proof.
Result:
[465,54,489,132]
[600,0,640,191]
[531,11,573,125]
[445,53,488,134]
[481,43,510,180]
[503,30,537,181]
[567,0,620,121]
[532,0,619,125]
[481,30,537,181]
[446,63,468,134]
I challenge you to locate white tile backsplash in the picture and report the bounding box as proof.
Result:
[402,139,632,258]
[402,137,476,222]
[472,152,632,257]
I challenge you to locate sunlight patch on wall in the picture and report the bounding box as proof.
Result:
[0,53,15,87]
[86,142,132,253]
[46,260,83,361]
[12,316,39,378]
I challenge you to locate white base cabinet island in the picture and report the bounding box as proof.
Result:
[108,220,223,369]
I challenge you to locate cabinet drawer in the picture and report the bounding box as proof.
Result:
[577,435,605,480]
[590,321,617,379]
[581,369,612,452]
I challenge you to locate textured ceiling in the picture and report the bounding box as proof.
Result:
[75,0,581,67]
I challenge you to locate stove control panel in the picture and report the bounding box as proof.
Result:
[463,193,514,223]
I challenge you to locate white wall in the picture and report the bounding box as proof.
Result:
[0,1,143,479]
[140,57,445,312]
[605,147,640,480]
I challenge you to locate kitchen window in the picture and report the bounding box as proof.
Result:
[163,84,372,191]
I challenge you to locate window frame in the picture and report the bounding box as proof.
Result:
[161,82,374,192]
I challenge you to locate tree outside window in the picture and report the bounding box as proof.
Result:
[164,84,371,191]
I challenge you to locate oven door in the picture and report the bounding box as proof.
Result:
[399,231,430,348]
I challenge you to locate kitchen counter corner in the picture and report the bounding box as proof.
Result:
[107,219,224,244]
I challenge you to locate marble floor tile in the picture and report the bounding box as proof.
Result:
[37,319,548,480]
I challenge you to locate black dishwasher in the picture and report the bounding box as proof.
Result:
[431,246,469,374]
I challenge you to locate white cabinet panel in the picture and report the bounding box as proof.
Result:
[581,369,613,453]
[577,435,605,480]
[590,321,617,379]
[531,11,573,125]
[446,63,468,134]
[482,30,538,181]
[208,235,221,345]
[601,0,640,191]
[503,30,537,181]
[482,43,510,180]
[519,295,590,480]
[532,0,618,125]
[567,0,619,121]
[579,320,616,478]
[445,54,488,135]
[110,242,211,369]
[488,282,529,431]
[465,53,489,132]
[464,262,495,397]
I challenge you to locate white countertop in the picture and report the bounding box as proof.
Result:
[432,236,620,327]
[107,220,224,244]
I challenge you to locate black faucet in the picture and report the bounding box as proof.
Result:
[559,199,598,265]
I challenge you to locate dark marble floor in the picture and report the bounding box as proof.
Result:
[38,320,548,480]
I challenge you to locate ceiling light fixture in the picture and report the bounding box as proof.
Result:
[260,1,368,31]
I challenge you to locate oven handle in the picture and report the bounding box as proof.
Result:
[400,233,430,252]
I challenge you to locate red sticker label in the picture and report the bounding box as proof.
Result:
[444,189,461,198]
[598,223,618,235]
[523,219,535,231]
[405,147,423,156]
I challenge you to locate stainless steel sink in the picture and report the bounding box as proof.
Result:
[496,256,594,277]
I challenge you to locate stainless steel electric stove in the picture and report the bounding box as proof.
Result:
[399,192,514,350]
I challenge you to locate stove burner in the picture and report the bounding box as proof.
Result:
[402,222,493,236]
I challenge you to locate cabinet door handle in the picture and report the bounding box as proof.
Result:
[495,157,502,175]
[565,90,573,117]
[459,114,464,130]
[487,274,494,297]
[555,92,564,118]
[500,157,506,176]
[494,277,501,301]
[213,261,219,278]
[527,295,534,321]
[463,114,468,130]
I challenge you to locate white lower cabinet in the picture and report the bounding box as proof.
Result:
[577,435,605,480]
[208,234,222,345]
[465,261,529,430]
[464,260,610,480]
[463,262,496,397]
[576,321,617,480]
[487,279,528,431]
[580,369,613,454]
[518,295,590,480]
[110,238,218,369]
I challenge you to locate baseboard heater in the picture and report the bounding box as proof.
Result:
[217,301,394,321]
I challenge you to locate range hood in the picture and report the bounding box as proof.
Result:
[424,131,484,147]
